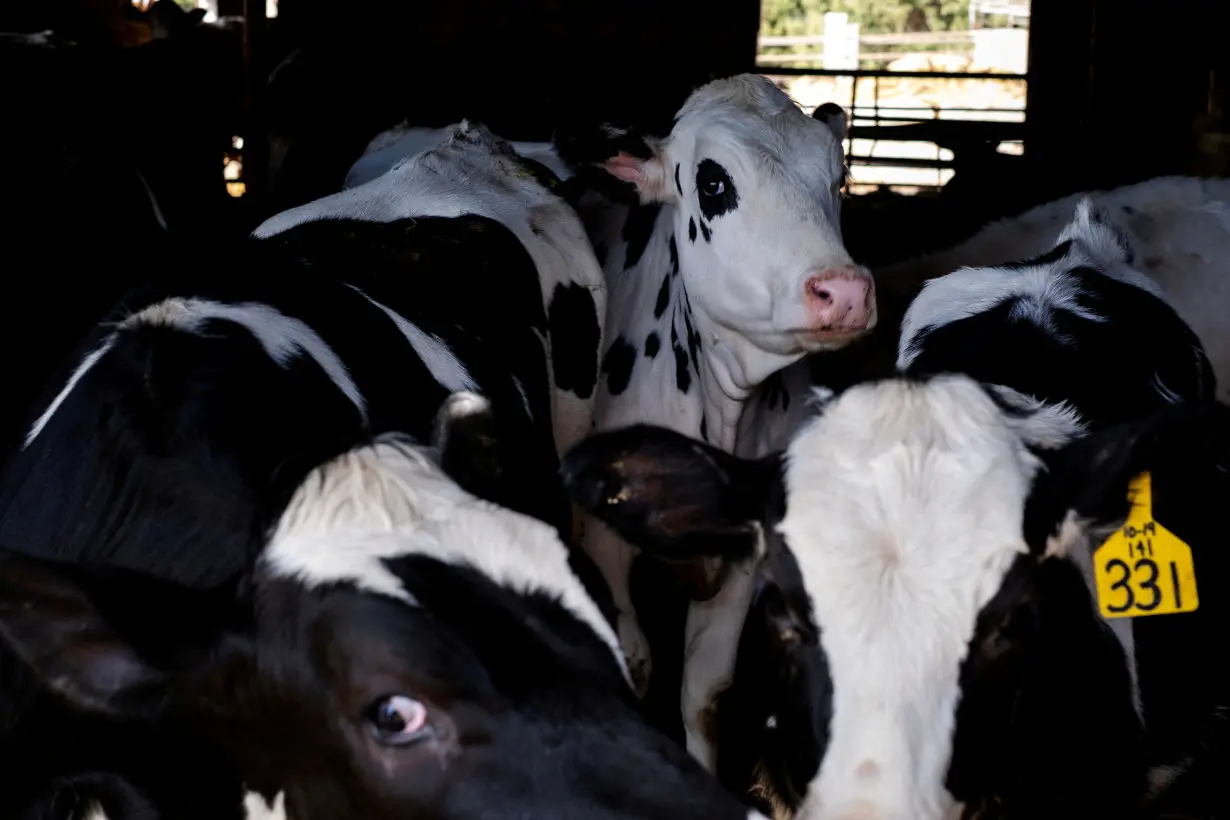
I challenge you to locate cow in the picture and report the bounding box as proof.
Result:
[562,372,1230,820]
[0,422,773,820]
[342,121,572,190]
[0,132,606,816]
[253,120,606,464]
[737,191,1225,458]
[549,73,876,766]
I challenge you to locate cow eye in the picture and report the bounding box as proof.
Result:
[365,694,432,746]
[701,178,725,197]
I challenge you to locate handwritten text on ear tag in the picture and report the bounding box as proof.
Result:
[1094,471,1198,619]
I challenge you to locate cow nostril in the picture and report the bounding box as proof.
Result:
[810,283,833,303]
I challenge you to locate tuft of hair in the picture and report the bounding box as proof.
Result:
[1059,197,1137,268]
[985,384,1088,450]
[243,791,287,820]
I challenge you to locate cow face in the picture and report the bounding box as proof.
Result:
[564,374,1230,820]
[898,197,1217,427]
[557,75,875,374]
[0,422,758,820]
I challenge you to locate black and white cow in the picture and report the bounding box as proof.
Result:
[0,129,605,818]
[564,372,1230,820]
[253,120,606,463]
[552,75,876,756]
[0,425,772,820]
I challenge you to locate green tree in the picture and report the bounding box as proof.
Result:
[761,0,970,36]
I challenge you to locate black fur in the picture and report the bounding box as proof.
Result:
[547,282,602,400]
[622,203,661,270]
[600,336,637,396]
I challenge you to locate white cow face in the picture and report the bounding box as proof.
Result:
[563,374,1230,820]
[559,75,876,367]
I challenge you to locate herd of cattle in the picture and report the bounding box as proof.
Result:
[3,71,1230,820]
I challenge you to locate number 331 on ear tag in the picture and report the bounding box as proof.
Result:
[1094,471,1198,619]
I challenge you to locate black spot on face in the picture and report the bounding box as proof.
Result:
[623,203,662,270]
[699,219,711,243]
[699,416,708,442]
[655,274,671,319]
[684,311,699,365]
[645,331,660,359]
[696,158,739,221]
[601,336,637,396]
[688,217,697,244]
[548,282,601,399]
[675,163,683,197]
[669,234,679,276]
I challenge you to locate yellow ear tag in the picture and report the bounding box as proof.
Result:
[1094,471,1199,619]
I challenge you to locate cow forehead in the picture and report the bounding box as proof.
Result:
[260,436,627,680]
[672,76,841,170]
[780,376,1036,597]
[778,376,1036,814]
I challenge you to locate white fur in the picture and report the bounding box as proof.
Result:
[24,298,368,449]
[253,121,607,458]
[80,803,109,820]
[879,178,1230,402]
[347,286,478,392]
[342,122,573,190]
[261,435,629,684]
[24,336,116,448]
[781,375,1041,820]
[578,76,868,751]
[243,790,287,820]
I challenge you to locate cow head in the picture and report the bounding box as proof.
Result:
[556,74,875,386]
[898,197,1217,427]
[564,373,1230,820]
[0,404,760,820]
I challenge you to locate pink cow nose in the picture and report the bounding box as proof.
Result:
[804,267,875,332]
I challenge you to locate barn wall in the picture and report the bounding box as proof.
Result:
[260,0,760,210]
[1027,0,1230,190]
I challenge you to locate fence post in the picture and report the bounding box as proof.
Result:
[823,12,859,70]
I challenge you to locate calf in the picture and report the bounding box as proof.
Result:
[564,373,1230,820]
[0,425,771,820]
[254,120,606,461]
[342,121,572,190]
[553,75,876,756]
[0,204,593,816]
[883,175,1230,402]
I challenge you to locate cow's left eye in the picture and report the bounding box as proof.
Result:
[365,694,432,746]
[701,178,726,197]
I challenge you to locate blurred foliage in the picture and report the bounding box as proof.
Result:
[761,0,971,36]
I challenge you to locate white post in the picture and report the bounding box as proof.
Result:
[823,12,859,71]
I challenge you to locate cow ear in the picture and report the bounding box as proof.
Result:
[562,424,780,562]
[1024,400,1230,559]
[552,123,675,204]
[813,102,848,142]
[0,548,245,718]
[432,391,504,502]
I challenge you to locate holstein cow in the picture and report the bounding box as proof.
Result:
[0,425,772,820]
[254,120,605,463]
[552,75,876,756]
[0,133,605,817]
[737,192,1223,458]
[564,373,1230,820]
[342,120,572,190]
